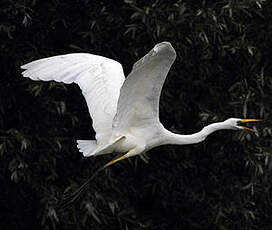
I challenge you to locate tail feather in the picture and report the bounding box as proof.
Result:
[77,140,97,157]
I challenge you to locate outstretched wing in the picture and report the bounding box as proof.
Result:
[113,42,176,132]
[21,53,125,144]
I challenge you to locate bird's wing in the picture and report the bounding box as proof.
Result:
[112,42,176,132]
[21,53,125,144]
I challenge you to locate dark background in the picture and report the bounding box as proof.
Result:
[1,0,272,229]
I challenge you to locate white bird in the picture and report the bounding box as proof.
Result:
[21,42,259,168]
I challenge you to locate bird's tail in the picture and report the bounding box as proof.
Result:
[77,140,97,157]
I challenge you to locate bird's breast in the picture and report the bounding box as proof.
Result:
[111,123,164,154]
[110,135,134,153]
[111,131,146,154]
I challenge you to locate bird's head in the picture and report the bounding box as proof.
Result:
[223,118,261,132]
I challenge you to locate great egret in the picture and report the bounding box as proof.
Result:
[21,42,259,168]
[21,42,260,206]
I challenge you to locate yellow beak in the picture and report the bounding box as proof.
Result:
[240,119,261,133]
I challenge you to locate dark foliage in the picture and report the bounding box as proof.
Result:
[1,0,272,229]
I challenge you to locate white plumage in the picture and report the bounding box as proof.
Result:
[21,53,125,156]
[21,42,259,167]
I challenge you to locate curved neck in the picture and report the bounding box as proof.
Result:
[163,122,230,145]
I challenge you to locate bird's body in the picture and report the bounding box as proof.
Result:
[111,122,164,155]
[21,42,259,167]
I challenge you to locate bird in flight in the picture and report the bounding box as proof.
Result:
[21,42,260,206]
[21,42,259,169]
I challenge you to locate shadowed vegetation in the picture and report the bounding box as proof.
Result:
[1,0,272,229]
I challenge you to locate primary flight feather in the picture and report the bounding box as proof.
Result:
[21,42,259,168]
[21,52,125,154]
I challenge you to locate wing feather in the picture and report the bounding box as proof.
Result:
[113,42,176,132]
[21,53,125,144]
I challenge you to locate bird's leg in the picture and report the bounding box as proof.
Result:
[103,147,144,168]
[59,165,105,209]
[59,148,142,209]
[59,154,128,208]
[103,154,127,168]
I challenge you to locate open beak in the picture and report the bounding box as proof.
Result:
[239,119,261,133]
